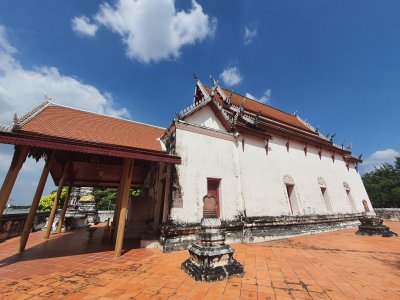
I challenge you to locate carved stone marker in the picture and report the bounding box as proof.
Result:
[181,194,244,281]
[356,216,397,237]
[202,194,218,218]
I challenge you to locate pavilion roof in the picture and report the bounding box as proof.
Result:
[18,103,165,152]
[0,101,180,164]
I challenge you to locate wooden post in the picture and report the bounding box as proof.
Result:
[0,146,29,218]
[114,158,134,257]
[19,151,55,252]
[112,188,122,238]
[112,163,126,241]
[56,181,73,233]
[45,161,70,239]
[161,164,171,224]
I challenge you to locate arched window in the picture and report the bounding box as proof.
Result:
[343,181,356,212]
[283,175,300,215]
[318,177,332,213]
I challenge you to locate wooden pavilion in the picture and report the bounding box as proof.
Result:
[0,100,180,256]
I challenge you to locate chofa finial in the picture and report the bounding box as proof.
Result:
[13,113,18,126]
[210,75,218,86]
[43,92,52,102]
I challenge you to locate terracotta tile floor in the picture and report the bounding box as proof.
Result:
[0,222,399,299]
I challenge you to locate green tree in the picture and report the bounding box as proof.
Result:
[38,188,68,212]
[362,156,400,208]
[93,188,143,210]
[93,188,118,210]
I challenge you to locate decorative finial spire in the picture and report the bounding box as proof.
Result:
[315,125,319,133]
[358,153,363,160]
[43,92,52,102]
[330,133,336,142]
[347,143,353,151]
[293,111,298,117]
[210,75,218,86]
[13,113,18,126]
[193,72,199,81]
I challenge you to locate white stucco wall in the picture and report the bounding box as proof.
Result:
[170,125,242,223]
[170,108,373,224]
[185,106,227,132]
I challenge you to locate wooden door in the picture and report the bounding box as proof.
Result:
[207,178,220,217]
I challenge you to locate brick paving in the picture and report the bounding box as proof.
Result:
[0,222,399,299]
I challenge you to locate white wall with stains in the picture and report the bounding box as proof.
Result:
[170,106,373,224]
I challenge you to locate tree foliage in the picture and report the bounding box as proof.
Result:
[362,157,400,208]
[93,188,118,210]
[93,188,142,210]
[38,187,143,212]
[38,188,68,212]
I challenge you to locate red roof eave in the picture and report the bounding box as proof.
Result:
[0,131,181,164]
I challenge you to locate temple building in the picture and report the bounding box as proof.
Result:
[0,76,372,255]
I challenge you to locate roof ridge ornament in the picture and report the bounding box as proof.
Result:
[13,98,52,129]
[210,74,218,87]
[295,113,319,133]
[254,110,262,127]
[43,92,52,102]
[13,113,18,127]
[347,143,352,151]
[177,96,211,119]
[0,124,12,132]
[195,76,211,102]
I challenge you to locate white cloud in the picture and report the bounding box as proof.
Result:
[244,25,257,45]
[362,149,400,172]
[245,92,255,100]
[219,66,243,87]
[71,16,98,37]
[74,0,217,63]
[0,24,129,125]
[0,24,131,205]
[245,89,271,103]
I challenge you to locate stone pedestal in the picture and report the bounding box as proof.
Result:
[356,216,397,237]
[182,217,244,281]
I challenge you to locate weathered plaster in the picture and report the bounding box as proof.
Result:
[161,107,373,251]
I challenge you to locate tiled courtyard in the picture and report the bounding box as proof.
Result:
[0,222,399,299]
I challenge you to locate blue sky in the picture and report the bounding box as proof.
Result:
[0,0,399,205]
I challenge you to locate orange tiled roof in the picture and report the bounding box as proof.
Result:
[205,86,313,132]
[19,104,165,152]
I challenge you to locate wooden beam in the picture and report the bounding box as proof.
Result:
[19,151,55,252]
[114,158,134,257]
[0,146,28,218]
[56,181,73,233]
[45,161,70,239]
